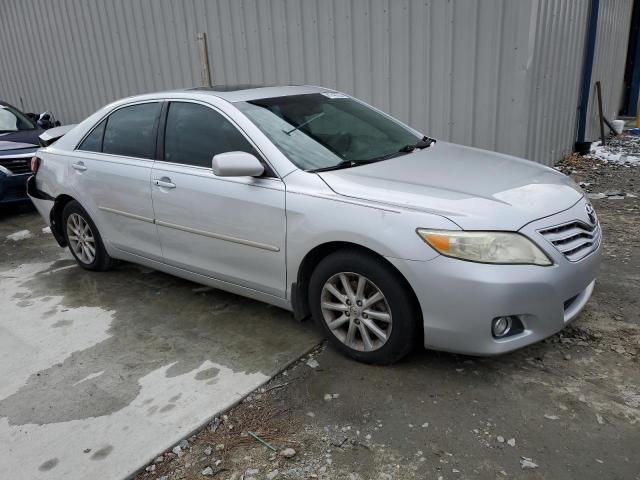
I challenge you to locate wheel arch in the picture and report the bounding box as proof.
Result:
[292,241,423,335]
[49,194,77,247]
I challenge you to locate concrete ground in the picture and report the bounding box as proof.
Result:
[0,206,320,480]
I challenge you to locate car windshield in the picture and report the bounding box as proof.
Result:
[0,104,36,132]
[236,93,421,171]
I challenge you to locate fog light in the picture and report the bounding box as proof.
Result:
[492,316,513,338]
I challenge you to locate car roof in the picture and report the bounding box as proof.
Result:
[181,84,333,103]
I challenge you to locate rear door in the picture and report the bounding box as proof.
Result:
[150,100,287,297]
[68,101,163,260]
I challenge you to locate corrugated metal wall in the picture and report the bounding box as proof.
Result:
[525,0,590,164]
[586,0,634,140]
[0,0,633,165]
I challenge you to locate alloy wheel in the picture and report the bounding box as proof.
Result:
[66,213,96,265]
[320,272,393,352]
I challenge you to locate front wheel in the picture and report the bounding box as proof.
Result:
[309,249,419,364]
[62,201,114,271]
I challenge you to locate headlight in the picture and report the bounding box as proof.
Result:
[416,229,552,266]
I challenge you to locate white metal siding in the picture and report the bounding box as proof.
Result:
[0,0,632,165]
[586,0,634,140]
[526,0,590,164]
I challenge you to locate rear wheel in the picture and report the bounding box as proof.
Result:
[62,201,114,271]
[309,249,419,364]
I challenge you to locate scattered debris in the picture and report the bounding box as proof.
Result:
[42,226,52,234]
[587,193,606,200]
[544,414,560,420]
[204,447,212,456]
[248,431,277,451]
[279,448,297,459]
[209,417,221,433]
[507,438,516,447]
[496,435,505,443]
[192,286,213,293]
[611,345,627,355]
[520,457,539,470]
[201,466,214,476]
[306,358,320,369]
[6,230,32,241]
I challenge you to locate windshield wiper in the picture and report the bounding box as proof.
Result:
[309,159,376,173]
[401,135,436,151]
[363,135,437,163]
[309,136,436,173]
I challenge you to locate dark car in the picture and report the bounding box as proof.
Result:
[0,101,45,204]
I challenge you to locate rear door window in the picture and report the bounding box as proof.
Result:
[102,103,161,159]
[78,119,106,152]
[163,102,258,168]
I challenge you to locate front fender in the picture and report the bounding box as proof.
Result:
[284,184,459,302]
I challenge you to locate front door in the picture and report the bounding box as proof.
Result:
[68,101,163,260]
[150,101,287,298]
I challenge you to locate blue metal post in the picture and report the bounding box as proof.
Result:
[576,0,600,146]
[628,25,640,117]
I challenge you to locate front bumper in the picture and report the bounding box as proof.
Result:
[387,200,601,356]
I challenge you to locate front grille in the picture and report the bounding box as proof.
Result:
[539,220,601,262]
[0,157,31,175]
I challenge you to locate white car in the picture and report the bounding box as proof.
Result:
[28,85,601,363]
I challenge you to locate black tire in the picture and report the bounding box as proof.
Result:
[62,200,114,271]
[309,249,419,364]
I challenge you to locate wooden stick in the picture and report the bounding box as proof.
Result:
[595,81,606,145]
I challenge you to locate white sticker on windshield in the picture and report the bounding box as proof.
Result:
[321,92,349,99]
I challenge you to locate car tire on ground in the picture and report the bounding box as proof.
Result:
[309,249,419,364]
[62,200,114,271]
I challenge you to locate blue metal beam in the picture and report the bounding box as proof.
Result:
[628,19,640,117]
[576,0,600,144]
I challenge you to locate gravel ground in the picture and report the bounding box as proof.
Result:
[130,137,640,480]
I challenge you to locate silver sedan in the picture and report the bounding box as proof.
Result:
[28,85,601,363]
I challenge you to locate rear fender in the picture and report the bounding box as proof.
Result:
[26,176,67,247]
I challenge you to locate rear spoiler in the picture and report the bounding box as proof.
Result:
[39,124,77,147]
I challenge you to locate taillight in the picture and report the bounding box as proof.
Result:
[31,156,41,173]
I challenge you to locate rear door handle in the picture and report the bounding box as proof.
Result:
[153,178,176,189]
[72,162,87,172]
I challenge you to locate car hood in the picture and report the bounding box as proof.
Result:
[317,141,583,230]
[0,130,41,156]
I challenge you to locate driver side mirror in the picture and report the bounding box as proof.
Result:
[212,151,264,177]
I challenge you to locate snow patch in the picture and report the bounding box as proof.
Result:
[6,230,32,241]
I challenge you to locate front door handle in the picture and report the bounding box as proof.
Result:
[153,178,176,189]
[72,162,87,172]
